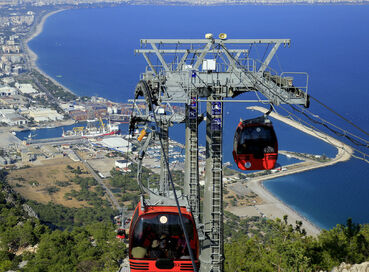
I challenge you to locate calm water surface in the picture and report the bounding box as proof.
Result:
[28,5,369,229]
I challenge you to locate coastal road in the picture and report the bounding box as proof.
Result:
[27,136,86,146]
[30,73,59,104]
[73,150,122,211]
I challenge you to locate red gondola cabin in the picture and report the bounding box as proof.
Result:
[116,228,127,240]
[233,116,278,170]
[128,201,199,271]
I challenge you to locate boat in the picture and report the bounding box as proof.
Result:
[62,118,120,138]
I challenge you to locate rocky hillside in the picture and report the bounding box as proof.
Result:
[330,262,369,272]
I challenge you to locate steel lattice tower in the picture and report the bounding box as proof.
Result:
[130,35,310,272]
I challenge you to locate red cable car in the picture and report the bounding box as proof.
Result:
[116,228,127,240]
[232,116,278,170]
[128,201,199,272]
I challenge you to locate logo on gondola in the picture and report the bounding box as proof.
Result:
[159,215,168,224]
[245,162,251,168]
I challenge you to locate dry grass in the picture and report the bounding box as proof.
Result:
[7,157,93,208]
[224,189,263,209]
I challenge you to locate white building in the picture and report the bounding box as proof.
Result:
[15,83,38,94]
[0,77,14,85]
[59,103,85,112]
[99,136,131,153]
[115,159,132,169]
[0,85,18,96]
[107,106,119,114]
[0,108,28,126]
[28,107,64,122]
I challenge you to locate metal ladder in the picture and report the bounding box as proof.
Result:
[209,98,223,271]
[159,120,169,195]
[185,94,200,221]
[200,96,224,272]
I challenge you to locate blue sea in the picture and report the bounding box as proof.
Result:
[28,4,369,229]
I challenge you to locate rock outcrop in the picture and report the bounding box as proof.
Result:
[330,262,369,272]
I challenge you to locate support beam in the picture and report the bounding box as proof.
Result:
[201,95,224,272]
[194,41,213,70]
[136,49,248,54]
[258,42,281,73]
[159,120,169,196]
[151,43,170,71]
[184,95,200,221]
[142,52,157,76]
[141,38,290,44]
[177,50,190,71]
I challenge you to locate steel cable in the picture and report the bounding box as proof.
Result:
[145,93,199,272]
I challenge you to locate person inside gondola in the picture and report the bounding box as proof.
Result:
[176,233,190,259]
[130,212,197,260]
[157,234,176,259]
[148,240,163,258]
[142,226,157,248]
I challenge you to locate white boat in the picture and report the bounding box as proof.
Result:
[62,118,120,138]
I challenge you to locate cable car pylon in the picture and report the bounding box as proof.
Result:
[126,34,310,272]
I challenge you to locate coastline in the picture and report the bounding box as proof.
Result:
[229,106,353,236]
[24,9,77,96]
[20,9,355,237]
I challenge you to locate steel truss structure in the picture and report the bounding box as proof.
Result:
[129,36,310,272]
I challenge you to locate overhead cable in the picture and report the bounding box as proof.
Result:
[145,93,199,272]
[309,95,369,137]
[277,105,369,165]
[221,44,369,149]
[289,104,369,148]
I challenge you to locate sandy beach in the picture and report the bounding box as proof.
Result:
[24,9,77,96]
[229,106,353,236]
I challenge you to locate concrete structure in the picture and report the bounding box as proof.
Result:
[0,156,8,165]
[107,106,121,114]
[1,45,20,54]
[0,77,14,85]
[69,110,88,121]
[60,103,86,112]
[15,83,38,94]
[28,107,64,122]
[96,136,131,153]
[40,145,63,158]
[0,108,27,126]
[0,95,28,109]
[0,155,16,165]
[115,159,132,169]
[0,85,18,96]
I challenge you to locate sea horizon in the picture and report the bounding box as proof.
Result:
[27,4,369,230]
